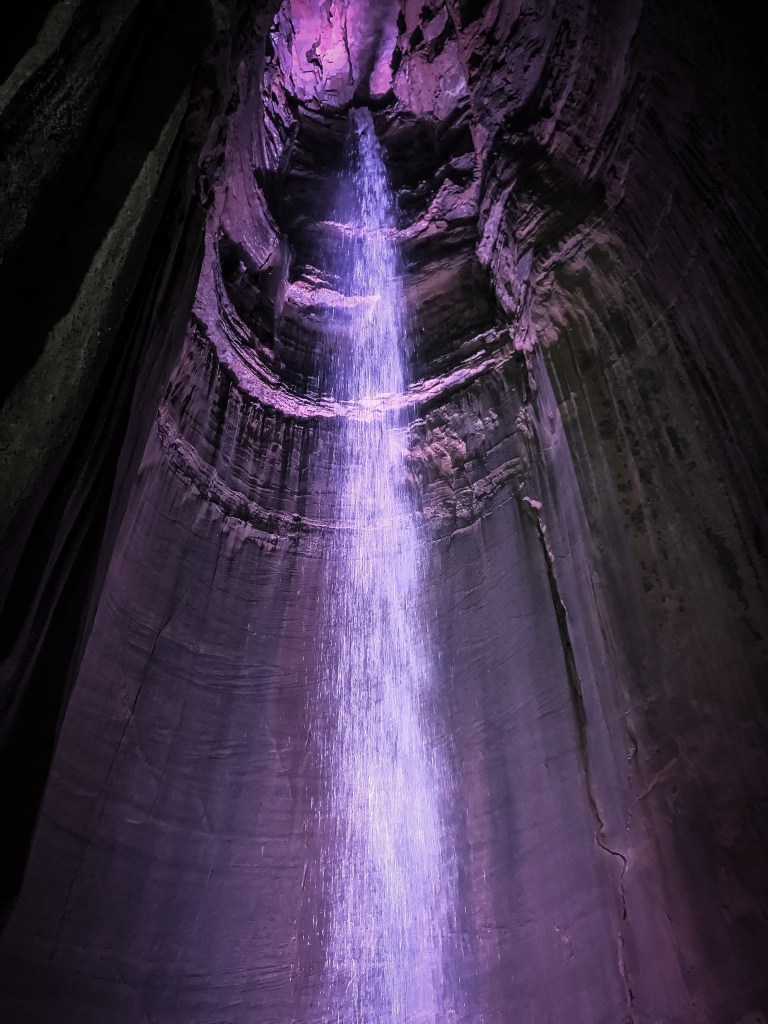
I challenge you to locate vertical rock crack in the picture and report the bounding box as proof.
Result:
[519,491,635,1022]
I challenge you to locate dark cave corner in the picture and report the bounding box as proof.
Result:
[0,1,767,1022]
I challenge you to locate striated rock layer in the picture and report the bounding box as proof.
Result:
[0,1,766,1022]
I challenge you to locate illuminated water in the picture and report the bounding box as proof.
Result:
[317,108,457,1022]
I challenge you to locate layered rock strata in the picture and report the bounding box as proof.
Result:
[0,1,766,1022]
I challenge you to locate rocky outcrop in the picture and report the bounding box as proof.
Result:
[0,1,766,1022]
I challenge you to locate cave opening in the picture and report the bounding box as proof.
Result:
[1,1,767,1022]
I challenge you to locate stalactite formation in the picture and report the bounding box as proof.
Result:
[0,1,766,1022]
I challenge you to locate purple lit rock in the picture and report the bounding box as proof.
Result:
[0,1,766,1022]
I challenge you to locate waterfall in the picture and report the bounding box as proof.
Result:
[316,107,457,1022]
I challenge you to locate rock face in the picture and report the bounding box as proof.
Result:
[0,1,766,1022]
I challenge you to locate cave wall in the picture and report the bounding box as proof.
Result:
[0,1,766,1022]
[0,0,275,914]
[440,2,768,1015]
[439,1,768,1017]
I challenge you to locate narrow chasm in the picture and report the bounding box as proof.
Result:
[1,2,767,1023]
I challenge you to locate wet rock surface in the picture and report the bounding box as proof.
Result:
[0,1,767,1021]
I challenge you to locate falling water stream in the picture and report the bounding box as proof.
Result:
[316,108,458,1022]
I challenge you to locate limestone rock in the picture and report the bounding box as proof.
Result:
[0,1,766,1021]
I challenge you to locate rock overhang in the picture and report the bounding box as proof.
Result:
[180,0,519,534]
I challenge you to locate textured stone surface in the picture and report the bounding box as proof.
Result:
[0,0,233,912]
[1,1,767,1022]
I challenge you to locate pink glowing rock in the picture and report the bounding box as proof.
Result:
[287,0,398,105]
